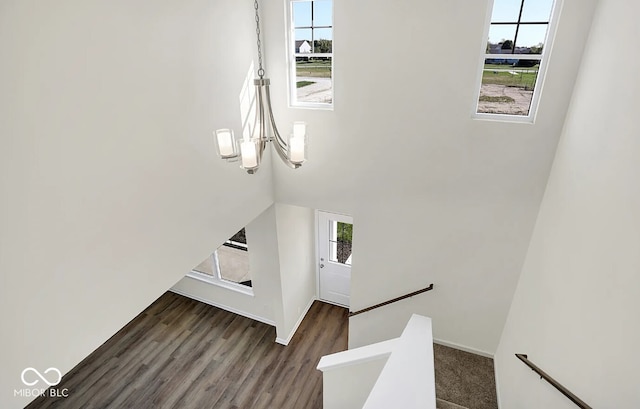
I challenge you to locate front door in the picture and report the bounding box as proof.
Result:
[318,211,353,307]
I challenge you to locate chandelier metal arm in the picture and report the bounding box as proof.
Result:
[266,98,300,169]
[271,136,297,169]
[264,84,287,149]
[252,79,300,170]
[255,80,265,139]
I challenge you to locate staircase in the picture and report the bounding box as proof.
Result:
[317,318,498,409]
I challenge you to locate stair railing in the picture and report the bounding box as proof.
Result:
[349,284,434,317]
[515,354,592,409]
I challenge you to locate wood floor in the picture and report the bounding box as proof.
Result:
[26,292,348,409]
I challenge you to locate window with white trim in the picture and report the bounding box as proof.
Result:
[475,0,560,120]
[188,228,253,295]
[289,0,333,107]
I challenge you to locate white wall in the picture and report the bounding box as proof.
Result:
[0,1,274,407]
[275,203,317,344]
[172,205,284,327]
[262,0,598,353]
[495,0,640,407]
[348,195,533,354]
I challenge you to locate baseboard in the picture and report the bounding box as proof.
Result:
[433,338,494,359]
[493,354,502,408]
[170,288,275,327]
[275,297,316,346]
[318,298,349,309]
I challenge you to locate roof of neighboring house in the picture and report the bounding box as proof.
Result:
[295,40,310,48]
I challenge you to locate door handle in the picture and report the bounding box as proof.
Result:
[320,264,325,268]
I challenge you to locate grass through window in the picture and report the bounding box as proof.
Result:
[481,63,539,90]
[296,60,332,78]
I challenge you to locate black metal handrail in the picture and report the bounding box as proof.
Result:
[349,284,434,317]
[515,354,592,409]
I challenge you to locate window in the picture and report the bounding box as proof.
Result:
[329,221,352,265]
[289,0,333,107]
[189,228,253,295]
[475,0,559,120]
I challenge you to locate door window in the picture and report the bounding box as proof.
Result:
[329,221,352,265]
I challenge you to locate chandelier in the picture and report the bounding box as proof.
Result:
[214,0,307,174]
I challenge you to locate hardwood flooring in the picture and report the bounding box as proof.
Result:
[26,292,348,409]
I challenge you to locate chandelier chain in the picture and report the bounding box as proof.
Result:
[254,0,265,78]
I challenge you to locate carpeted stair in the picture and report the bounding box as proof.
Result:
[433,343,498,409]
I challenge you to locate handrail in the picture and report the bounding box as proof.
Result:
[515,354,592,409]
[349,284,434,317]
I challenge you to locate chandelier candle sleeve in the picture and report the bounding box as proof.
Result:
[240,140,259,169]
[215,129,237,158]
[293,122,306,139]
[288,136,305,164]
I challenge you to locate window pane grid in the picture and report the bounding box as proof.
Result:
[486,0,550,55]
[294,25,332,29]
[190,228,251,288]
[292,0,333,105]
[490,21,549,24]
[477,0,555,118]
